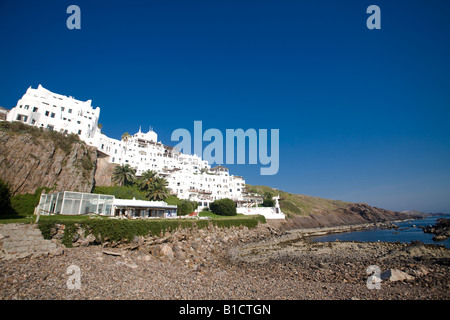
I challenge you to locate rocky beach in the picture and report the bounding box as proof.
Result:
[1,222,449,300]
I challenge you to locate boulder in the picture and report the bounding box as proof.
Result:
[148,245,161,257]
[160,243,174,259]
[380,269,414,282]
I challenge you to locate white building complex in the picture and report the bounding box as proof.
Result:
[5,85,254,212]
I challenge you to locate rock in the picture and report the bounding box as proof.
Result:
[173,245,186,260]
[421,219,450,241]
[77,234,96,247]
[148,245,161,257]
[380,269,414,282]
[411,266,429,277]
[160,244,174,259]
[116,261,138,269]
[102,250,123,256]
[433,234,448,241]
[143,255,152,262]
[0,128,97,195]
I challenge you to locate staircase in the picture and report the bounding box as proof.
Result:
[0,223,63,260]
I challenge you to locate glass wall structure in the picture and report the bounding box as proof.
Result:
[37,191,114,216]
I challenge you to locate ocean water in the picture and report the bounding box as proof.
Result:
[312,215,450,249]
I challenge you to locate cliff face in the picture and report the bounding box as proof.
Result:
[94,153,117,187]
[0,122,97,195]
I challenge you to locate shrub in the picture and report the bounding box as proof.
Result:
[178,200,194,216]
[164,195,198,216]
[0,179,13,215]
[38,216,264,247]
[262,198,275,207]
[209,198,236,216]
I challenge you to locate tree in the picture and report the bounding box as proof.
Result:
[209,198,236,216]
[178,199,195,216]
[147,177,169,201]
[137,170,158,193]
[121,132,130,142]
[261,198,275,207]
[112,164,136,186]
[263,191,273,200]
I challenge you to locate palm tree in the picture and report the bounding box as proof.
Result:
[147,177,169,201]
[137,170,158,193]
[121,132,130,142]
[112,164,136,186]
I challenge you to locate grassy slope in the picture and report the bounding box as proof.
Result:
[246,184,352,219]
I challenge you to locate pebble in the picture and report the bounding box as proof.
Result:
[0,223,448,300]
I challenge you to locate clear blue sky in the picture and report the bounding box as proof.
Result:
[1,0,449,213]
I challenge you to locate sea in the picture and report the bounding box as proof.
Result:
[312,215,450,249]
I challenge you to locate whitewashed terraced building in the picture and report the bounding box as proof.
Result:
[5,85,246,209]
[6,84,100,141]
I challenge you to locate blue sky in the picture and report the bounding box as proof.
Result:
[1,0,449,213]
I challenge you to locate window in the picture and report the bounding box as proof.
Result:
[78,130,82,135]
[45,111,50,116]
[77,121,81,124]
[47,125,54,131]
[68,109,72,114]
[24,105,29,110]
[32,107,38,112]
[16,114,27,122]
[50,113,55,118]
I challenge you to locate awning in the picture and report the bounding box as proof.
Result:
[113,198,176,209]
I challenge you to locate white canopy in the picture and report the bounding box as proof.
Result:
[113,198,176,209]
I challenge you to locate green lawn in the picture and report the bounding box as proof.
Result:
[0,214,35,224]
[0,214,104,224]
[198,211,264,220]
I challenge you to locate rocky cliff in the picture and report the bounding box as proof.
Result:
[0,122,97,195]
[247,185,409,230]
[94,153,117,187]
[278,203,409,231]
